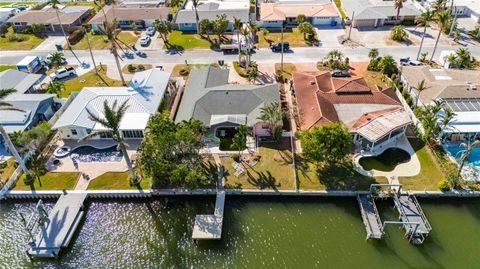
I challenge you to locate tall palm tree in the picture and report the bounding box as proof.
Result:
[431,0,447,12]
[49,0,71,49]
[394,0,406,20]
[413,79,429,107]
[458,140,480,176]
[257,101,287,140]
[0,89,29,176]
[233,17,242,62]
[416,9,434,60]
[439,107,455,135]
[98,20,127,86]
[240,26,252,70]
[44,81,65,97]
[80,100,137,184]
[430,10,452,61]
[83,25,98,74]
[192,0,201,35]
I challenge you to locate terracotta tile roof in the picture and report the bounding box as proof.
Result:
[293,71,403,131]
[260,2,339,21]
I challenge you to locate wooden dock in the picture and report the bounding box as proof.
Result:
[357,194,384,240]
[393,192,432,244]
[28,192,87,258]
[192,190,225,240]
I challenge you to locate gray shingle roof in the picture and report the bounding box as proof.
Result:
[0,69,42,94]
[174,66,279,127]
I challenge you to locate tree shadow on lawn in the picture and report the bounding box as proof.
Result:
[315,161,380,191]
[245,169,280,191]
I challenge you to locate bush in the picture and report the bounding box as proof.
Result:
[68,29,84,44]
[438,180,451,192]
[127,64,136,73]
[232,154,240,162]
[6,33,26,42]
[21,26,33,34]
[367,57,381,71]
[137,64,145,71]
[179,68,189,76]
[233,61,248,78]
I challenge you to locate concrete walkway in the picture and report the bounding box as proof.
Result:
[353,136,421,178]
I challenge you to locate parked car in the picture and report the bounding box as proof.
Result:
[330,69,351,77]
[146,27,156,36]
[139,35,151,46]
[400,57,422,66]
[49,67,76,81]
[270,42,289,52]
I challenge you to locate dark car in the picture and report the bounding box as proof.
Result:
[270,42,289,52]
[330,69,350,77]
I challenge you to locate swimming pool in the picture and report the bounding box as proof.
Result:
[445,144,480,167]
[70,146,123,162]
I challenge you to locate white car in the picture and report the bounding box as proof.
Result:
[146,27,156,36]
[49,67,76,81]
[139,36,151,46]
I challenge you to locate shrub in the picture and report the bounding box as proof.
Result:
[232,154,240,162]
[438,180,451,192]
[137,64,145,71]
[21,26,33,34]
[127,64,136,73]
[233,61,248,78]
[367,57,382,71]
[68,29,84,44]
[390,25,408,41]
[179,68,189,76]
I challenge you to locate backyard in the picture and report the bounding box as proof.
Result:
[69,31,138,50]
[87,172,150,190]
[274,63,296,80]
[165,31,211,50]
[14,172,80,191]
[62,65,124,97]
[296,155,388,190]
[222,138,295,190]
[0,27,45,50]
[399,138,446,191]
[257,28,313,48]
[0,158,15,184]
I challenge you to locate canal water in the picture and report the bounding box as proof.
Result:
[0,197,479,268]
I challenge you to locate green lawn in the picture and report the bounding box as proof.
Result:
[0,158,16,184]
[274,63,296,80]
[165,30,211,49]
[257,28,313,48]
[399,138,446,191]
[87,172,150,190]
[0,27,45,50]
[363,70,387,89]
[222,138,295,190]
[296,155,388,191]
[0,65,16,72]
[69,32,138,50]
[0,2,39,6]
[14,172,80,191]
[62,65,124,98]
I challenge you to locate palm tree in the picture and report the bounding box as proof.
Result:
[431,0,447,12]
[430,10,452,62]
[394,0,406,20]
[240,26,252,70]
[458,140,480,176]
[98,20,127,86]
[48,51,64,68]
[247,63,258,84]
[368,48,379,60]
[439,107,455,136]
[49,0,71,50]
[416,9,434,60]
[0,89,29,175]
[327,49,343,61]
[231,124,248,157]
[192,0,201,35]
[80,100,137,184]
[83,25,98,74]
[298,21,314,40]
[233,17,242,61]
[44,81,65,97]
[413,79,429,107]
[257,101,288,140]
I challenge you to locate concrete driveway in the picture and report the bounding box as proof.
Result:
[33,36,67,51]
[315,26,346,47]
[135,32,164,50]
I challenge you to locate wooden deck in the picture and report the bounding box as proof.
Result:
[28,193,87,258]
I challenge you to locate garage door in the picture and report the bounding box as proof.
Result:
[354,19,376,27]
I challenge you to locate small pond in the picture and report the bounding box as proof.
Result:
[70,146,123,162]
[359,148,411,172]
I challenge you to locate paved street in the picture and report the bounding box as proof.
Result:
[1,44,478,67]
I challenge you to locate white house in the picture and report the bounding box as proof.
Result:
[52,69,171,140]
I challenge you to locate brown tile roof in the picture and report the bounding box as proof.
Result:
[89,5,171,24]
[293,71,402,130]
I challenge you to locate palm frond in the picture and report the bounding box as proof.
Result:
[86,107,110,128]
[78,130,111,142]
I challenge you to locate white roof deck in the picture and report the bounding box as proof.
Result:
[356,109,411,142]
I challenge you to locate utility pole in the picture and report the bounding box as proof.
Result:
[449,3,458,38]
[348,11,355,40]
[281,21,284,80]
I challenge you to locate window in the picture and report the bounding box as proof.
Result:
[86,129,92,134]
[122,130,144,138]
[70,129,78,135]
[183,23,192,27]
[100,132,113,138]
